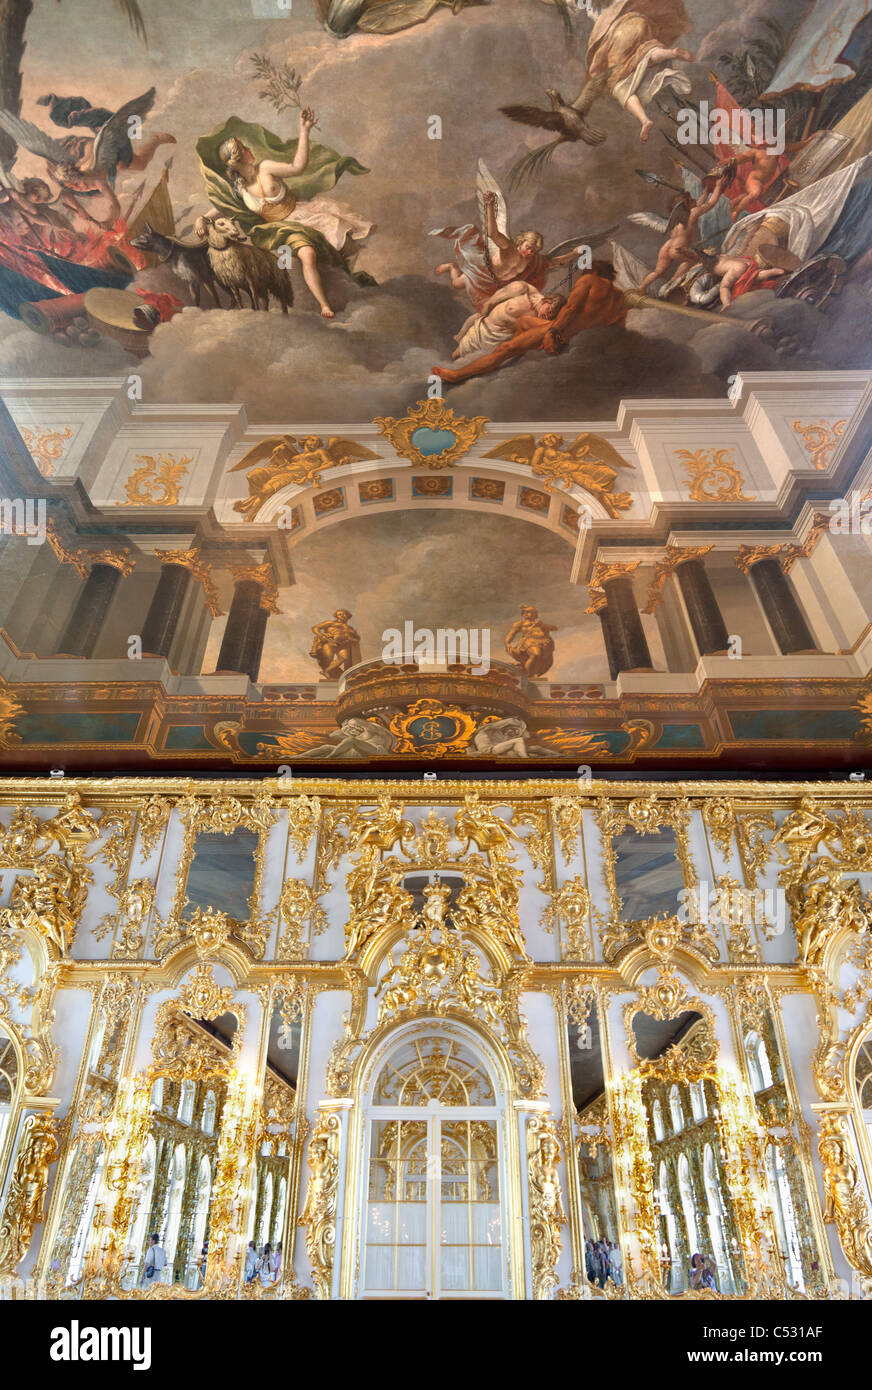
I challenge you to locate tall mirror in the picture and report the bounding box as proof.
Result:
[743,1007,820,1293]
[244,1000,300,1289]
[120,1009,238,1290]
[568,997,621,1289]
[642,1074,742,1295]
[612,827,686,924]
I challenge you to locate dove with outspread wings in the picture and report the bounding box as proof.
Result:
[231,435,380,520]
[501,0,694,186]
[484,432,635,517]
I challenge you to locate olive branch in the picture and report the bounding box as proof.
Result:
[250,53,319,129]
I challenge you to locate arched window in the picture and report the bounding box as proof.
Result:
[162,1144,187,1276]
[766,1145,804,1290]
[258,1172,274,1249]
[703,1144,732,1294]
[689,1081,707,1123]
[658,1161,678,1287]
[124,1136,156,1288]
[201,1090,217,1135]
[652,1099,665,1142]
[745,1032,774,1092]
[68,1147,105,1283]
[273,1176,288,1247]
[189,1156,212,1288]
[669,1085,684,1133]
[178,1080,195,1124]
[678,1152,700,1257]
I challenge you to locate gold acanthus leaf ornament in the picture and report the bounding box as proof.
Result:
[0,1111,60,1274]
[792,418,845,471]
[18,423,73,476]
[178,963,235,1020]
[373,398,488,470]
[642,545,715,614]
[115,452,193,506]
[676,447,756,503]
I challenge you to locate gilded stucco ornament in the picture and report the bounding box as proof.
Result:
[373,398,488,469]
[527,1115,567,1300]
[0,1111,60,1274]
[818,1110,872,1281]
[299,1110,341,1299]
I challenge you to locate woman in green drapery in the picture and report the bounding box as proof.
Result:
[196,107,374,318]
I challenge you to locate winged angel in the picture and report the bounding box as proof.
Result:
[484,433,634,517]
[231,435,380,520]
[433,160,616,312]
[0,88,172,224]
[502,0,694,184]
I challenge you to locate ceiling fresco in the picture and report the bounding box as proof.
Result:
[0,0,870,771]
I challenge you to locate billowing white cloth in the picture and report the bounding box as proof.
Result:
[722,154,872,261]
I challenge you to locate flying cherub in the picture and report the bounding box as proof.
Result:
[628,175,727,295]
[0,88,172,225]
[484,432,634,517]
[231,435,380,520]
[502,0,694,183]
[432,159,616,312]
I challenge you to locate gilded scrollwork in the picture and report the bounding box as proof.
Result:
[0,1111,60,1274]
[818,1110,872,1279]
[527,1114,567,1300]
[299,1110,341,1299]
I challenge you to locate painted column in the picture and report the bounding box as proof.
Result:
[676,559,730,655]
[141,564,192,660]
[215,563,279,683]
[56,556,134,658]
[737,551,817,654]
[602,576,652,672]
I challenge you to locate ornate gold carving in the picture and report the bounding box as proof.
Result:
[541,876,592,959]
[116,452,193,506]
[735,542,788,574]
[299,1110,341,1299]
[0,1112,59,1274]
[624,933,718,1083]
[4,854,88,956]
[527,1114,567,1300]
[94,878,157,957]
[794,877,870,968]
[178,963,234,1020]
[676,447,756,502]
[781,511,831,572]
[44,521,90,578]
[227,562,281,614]
[138,795,172,858]
[0,689,24,750]
[818,1110,872,1278]
[389,699,478,756]
[585,559,641,614]
[153,547,224,618]
[18,424,73,476]
[277,879,326,959]
[231,436,379,520]
[702,796,734,858]
[285,794,321,861]
[375,881,504,1028]
[373,398,488,470]
[483,432,635,517]
[642,545,715,614]
[792,419,845,471]
[550,796,582,865]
